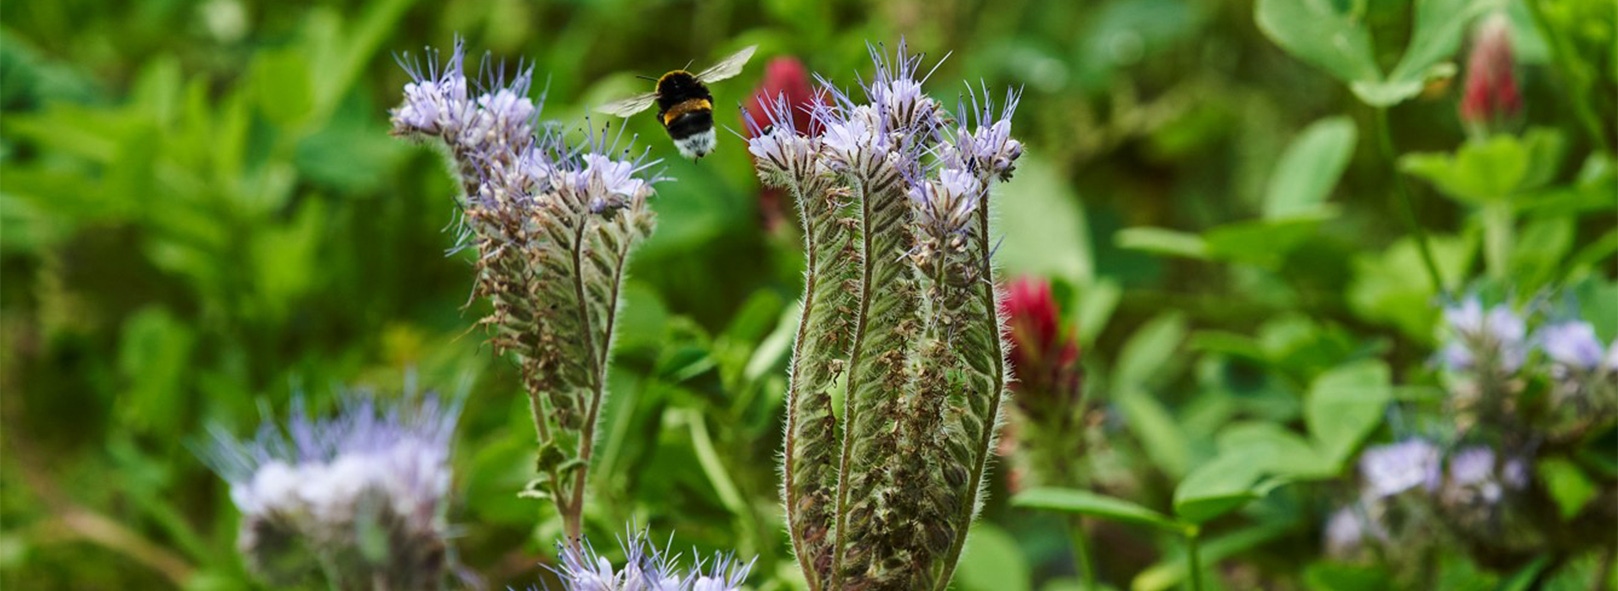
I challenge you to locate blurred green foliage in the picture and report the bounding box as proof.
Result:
[2,0,1614,589]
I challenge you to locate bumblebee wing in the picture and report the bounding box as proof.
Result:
[694,45,758,84]
[596,92,659,117]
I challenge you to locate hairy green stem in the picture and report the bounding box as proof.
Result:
[933,200,1010,590]
[781,179,851,589]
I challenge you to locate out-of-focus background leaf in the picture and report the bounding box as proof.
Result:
[2,0,1613,589]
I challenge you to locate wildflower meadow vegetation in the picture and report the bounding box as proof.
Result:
[2,0,1614,590]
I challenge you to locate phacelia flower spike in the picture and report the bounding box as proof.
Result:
[391,40,661,542]
[750,39,1023,590]
[202,391,461,590]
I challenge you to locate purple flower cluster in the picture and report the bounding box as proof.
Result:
[391,38,658,220]
[744,39,1023,242]
[1437,296,1618,376]
[1436,297,1528,374]
[1328,438,1531,560]
[551,530,753,591]
[202,393,461,588]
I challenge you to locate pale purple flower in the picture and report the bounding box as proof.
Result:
[391,39,472,139]
[859,39,945,137]
[1323,506,1366,557]
[910,167,983,236]
[201,392,461,588]
[947,84,1023,181]
[1446,446,1508,505]
[744,94,824,187]
[816,104,883,173]
[1359,439,1442,498]
[552,140,660,216]
[1437,296,1527,373]
[1538,321,1608,370]
[551,529,753,591]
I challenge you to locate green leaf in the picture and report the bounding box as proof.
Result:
[1073,278,1122,348]
[998,155,1095,284]
[1013,487,1186,533]
[250,49,314,128]
[1132,520,1292,591]
[1538,457,1597,519]
[1305,360,1392,467]
[1302,562,1394,591]
[117,307,195,435]
[1172,453,1265,523]
[1115,227,1208,260]
[1498,557,1551,591]
[1254,0,1381,86]
[1384,0,1500,94]
[1400,131,1561,205]
[1114,312,1189,388]
[953,523,1030,591]
[1216,422,1336,479]
[1203,215,1332,268]
[1117,386,1193,479]
[1347,233,1475,341]
[1264,116,1358,219]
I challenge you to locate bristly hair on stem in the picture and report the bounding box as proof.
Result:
[746,39,1022,591]
[390,37,662,544]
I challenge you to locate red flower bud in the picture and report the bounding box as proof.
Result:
[1460,14,1521,129]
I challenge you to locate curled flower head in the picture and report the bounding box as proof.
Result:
[910,167,982,239]
[1460,13,1521,129]
[947,84,1024,181]
[745,94,824,188]
[201,391,461,589]
[1359,439,1442,499]
[391,39,472,139]
[1437,296,1527,374]
[860,39,945,137]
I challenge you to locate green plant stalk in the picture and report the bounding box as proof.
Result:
[1524,0,1614,155]
[1374,107,1446,295]
[561,220,606,543]
[1185,532,1204,591]
[1070,516,1097,590]
[1482,202,1514,281]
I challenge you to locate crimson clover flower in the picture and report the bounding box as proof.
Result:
[1459,13,1522,131]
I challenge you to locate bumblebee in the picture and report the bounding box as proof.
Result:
[597,45,757,160]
